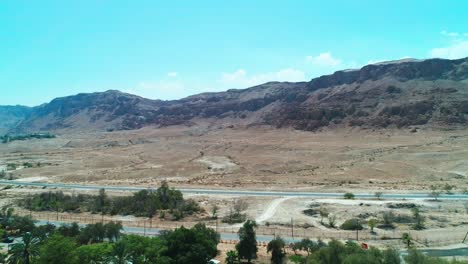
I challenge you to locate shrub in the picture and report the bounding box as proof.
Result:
[344,192,355,199]
[19,181,201,220]
[340,219,363,230]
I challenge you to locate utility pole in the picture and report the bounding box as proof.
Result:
[356,219,359,241]
[56,195,59,221]
[291,218,294,240]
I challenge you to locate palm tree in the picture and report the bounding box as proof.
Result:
[8,232,40,264]
[267,237,286,264]
[109,241,130,264]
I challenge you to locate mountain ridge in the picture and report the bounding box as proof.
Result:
[2,57,467,134]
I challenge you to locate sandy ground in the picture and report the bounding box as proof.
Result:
[0,126,467,193]
[1,126,467,256]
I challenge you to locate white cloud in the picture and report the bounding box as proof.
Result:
[125,80,186,100]
[219,68,306,88]
[306,52,342,66]
[430,40,468,59]
[440,30,460,37]
[167,72,178,77]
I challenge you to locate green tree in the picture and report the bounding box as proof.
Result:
[105,221,123,242]
[382,248,401,264]
[405,248,426,264]
[120,234,169,264]
[110,240,130,264]
[382,211,395,229]
[57,222,80,238]
[299,238,320,256]
[77,223,106,245]
[211,204,220,219]
[37,234,77,264]
[340,219,363,230]
[75,243,112,264]
[236,220,258,264]
[368,218,378,233]
[314,239,345,264]
[8,232,40,264]
[344,192,355,199]
[401,233,412,248]
[411,208,425,230]
[162,223,219,264]
[267,237,286,264]
[225,250,239,264]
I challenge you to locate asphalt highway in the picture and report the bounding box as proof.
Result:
[1,180,467,200]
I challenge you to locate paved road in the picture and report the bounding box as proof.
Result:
[1,180,468,200]
[36,220,283,243]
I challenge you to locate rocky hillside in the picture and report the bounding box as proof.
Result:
[1,57,467,133]
[0,105,31,134]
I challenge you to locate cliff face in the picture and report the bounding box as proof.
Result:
[2,57,467,133]
[267,58,468,130]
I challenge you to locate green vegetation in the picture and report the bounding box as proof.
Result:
[344,192,355,199]
[368,218,378,233]
[340,218,363,230]
[405,248,467,264]
[0,207,36,235]
[267,237,286,264]
[411,207,425,230]
[2,208,465,264]
[225,250,240,264]
[290,239,467,264]
[0,208,219,264]
[1,133,55,144]
[222,199,248,224]
[236,220,258,263]
[402,232,413,248]
[381,211,396,229]
[19,181,201,220]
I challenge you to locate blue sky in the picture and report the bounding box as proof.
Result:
[1,0,468,106]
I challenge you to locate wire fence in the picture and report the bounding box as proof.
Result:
[14,209,467,247]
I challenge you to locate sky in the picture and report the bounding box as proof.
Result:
[1,0,468,106]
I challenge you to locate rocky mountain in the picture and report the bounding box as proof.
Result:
[1,57,467,134]
[0,105,32,134]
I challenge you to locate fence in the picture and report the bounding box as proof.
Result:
[14,208,466,247]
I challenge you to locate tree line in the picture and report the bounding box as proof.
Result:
[227,220,466,264]
[19,181,202,220]
[1,133,55,144]
[0,207,219,264]
[1,207,465,264]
